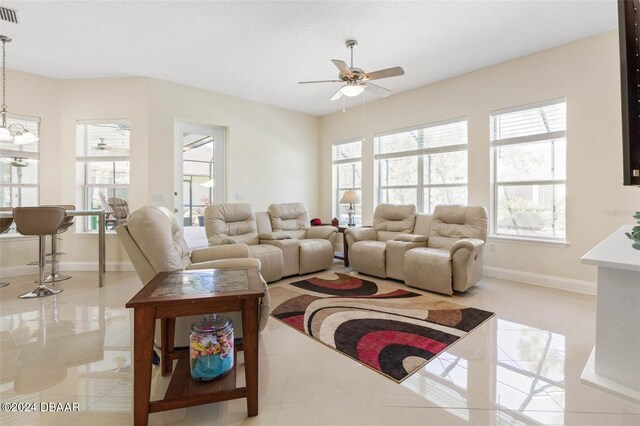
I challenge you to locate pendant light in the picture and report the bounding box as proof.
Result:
[0,35,38,145]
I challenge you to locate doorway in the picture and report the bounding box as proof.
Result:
[174,121,225,236]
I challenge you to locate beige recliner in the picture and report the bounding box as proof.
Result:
[404,205,487,295]
[346,204,432,279]
[258,203,337,276]
[116,206,271,347]
[204,203,284,283]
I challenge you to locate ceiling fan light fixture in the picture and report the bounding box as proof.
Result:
[340,84,365,97]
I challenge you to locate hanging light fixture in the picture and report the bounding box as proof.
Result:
[0,35,38,145]
[339,83,365,98]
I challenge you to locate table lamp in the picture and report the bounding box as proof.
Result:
[340,190,360,227]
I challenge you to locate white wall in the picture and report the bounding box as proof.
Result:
[147,78,320,214]
[0,73,320,273]
[320,31,640,285]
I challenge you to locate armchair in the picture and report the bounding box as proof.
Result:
[346,204,429,279]
[116,206,271,350]
[204,203,284,283]
[404,204,487,295]
[260,203,337,275]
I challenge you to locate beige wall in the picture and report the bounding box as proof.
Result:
[147,79,320,213]
[320,31,640,284]
[0,73,320,272]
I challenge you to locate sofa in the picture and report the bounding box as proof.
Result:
[116,206,271,349]
[346,203,487,295]
[404,204,487,295]
[258,202,337,276]
[346,204,432,279]
[204,203,284,283]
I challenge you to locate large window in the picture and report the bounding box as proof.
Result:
[1,114,40,233]
[491,99,566,240]
[332,139,362,224]
[375,119,468,213]
[76,120,130,232]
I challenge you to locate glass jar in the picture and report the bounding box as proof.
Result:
[189,314,234,381]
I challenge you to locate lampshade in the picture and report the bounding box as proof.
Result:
[340,190,360,204]
[340,84,364,97]
[200,179,214,188]
[0,126,11,141]
[13,129,39,145]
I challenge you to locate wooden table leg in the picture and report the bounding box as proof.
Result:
[133,306,156,426]
[161,318,176,376]
[241,299,259,417]
[343,231,350,267]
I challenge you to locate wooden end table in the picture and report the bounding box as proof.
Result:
[125,267,264,426]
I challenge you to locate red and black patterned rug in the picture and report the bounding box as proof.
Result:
[269,273,494,382]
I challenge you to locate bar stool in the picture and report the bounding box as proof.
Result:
[43,204,75,283]
[13,207,66,299]
[108,197,130,227]
[0,208,14,288]
[99,193,118,230]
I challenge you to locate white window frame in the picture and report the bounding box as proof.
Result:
[375,118,468,213]
[76,119,130,232]
[332,139,362,224]
[490,98,567,242]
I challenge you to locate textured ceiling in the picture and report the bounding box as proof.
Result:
[1,1,618,116]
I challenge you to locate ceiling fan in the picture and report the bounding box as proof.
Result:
[1,157,30,167]
[298,40,405,101]
[92,137,129,153]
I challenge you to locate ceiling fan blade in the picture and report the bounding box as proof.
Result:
[330,87,344,101]
[331,59,353,76]
[365,66,405,81]
[298,79,341,84]
[366,82,392,98]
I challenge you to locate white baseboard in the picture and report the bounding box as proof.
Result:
[483,266,597,296]
[0,261,134,277]
[58,262,135,272]
[0,265,38,278]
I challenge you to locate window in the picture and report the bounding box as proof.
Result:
[1,114,40,232]
[76,120,130,232]
[375,119,468,213]
[491,99,566,240]
[332,139,362,224]
[182,134,214,227]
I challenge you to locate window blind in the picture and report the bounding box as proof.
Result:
[491,101,566,144]
[333,139,362,163]
[376,119,467,158]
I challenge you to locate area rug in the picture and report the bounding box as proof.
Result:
[269,274,494,382]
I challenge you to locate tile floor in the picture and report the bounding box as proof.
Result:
[0,264,639,425]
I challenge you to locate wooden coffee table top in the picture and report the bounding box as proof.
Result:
[126,267,263,308]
